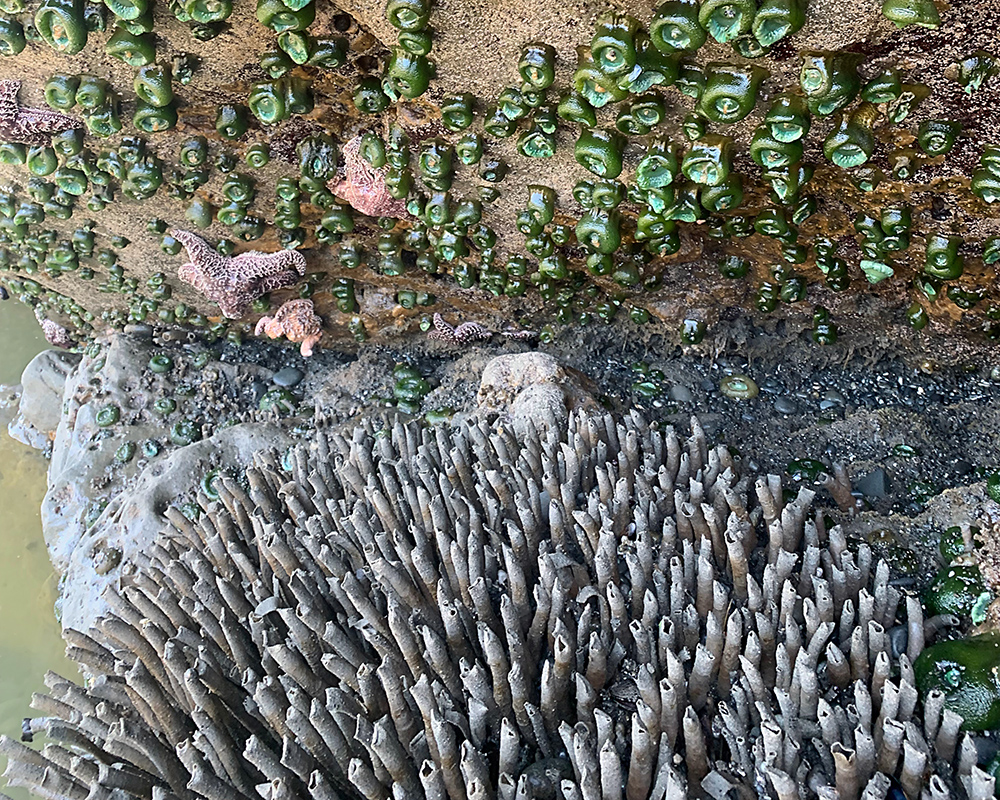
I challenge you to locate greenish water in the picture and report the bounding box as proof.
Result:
[0,301,76,800]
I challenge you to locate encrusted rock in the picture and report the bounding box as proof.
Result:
[477,352,599,426]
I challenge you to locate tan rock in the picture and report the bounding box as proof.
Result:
[478,352,598,434]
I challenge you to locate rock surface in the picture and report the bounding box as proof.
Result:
[8,350,81,451]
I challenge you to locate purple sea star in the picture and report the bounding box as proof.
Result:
[328,135,409,218]
[170,229,306,319]
[500,326,539,342]
[428,312,492,345]
[0,80,81,145]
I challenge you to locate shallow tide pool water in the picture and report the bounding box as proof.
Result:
[0,301,76,800]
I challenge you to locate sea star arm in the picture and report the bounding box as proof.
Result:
[254,316,274,337]
[171,229,306,319]
[233,248,307,279]
[171,229,227,277]
[0,81,18,129]
[0,79,81,145]
[300,332,321,358]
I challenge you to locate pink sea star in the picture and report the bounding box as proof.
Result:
[0,80,81,145]
[254,298,323,357]
[328,135,409,218]
[42,320,72,348]
[35,309,72,348]
[170,229,306,319]
[428,312,492,345]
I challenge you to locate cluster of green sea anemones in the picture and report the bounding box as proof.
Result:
[1,0,999,349]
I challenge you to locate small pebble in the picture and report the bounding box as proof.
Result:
[759,376,784,395]
[857,468,889,499]
[669,384,694,403]
[774,396,797,414]
[273,367,304,388]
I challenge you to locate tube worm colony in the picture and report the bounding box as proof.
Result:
[0,411,991,799]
